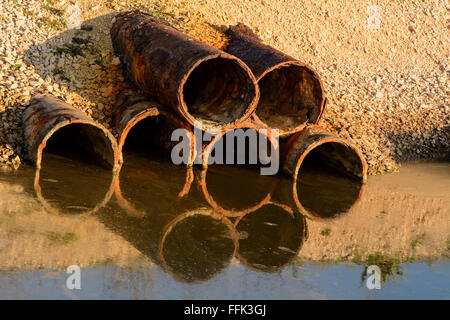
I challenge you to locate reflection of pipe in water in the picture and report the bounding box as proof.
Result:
[158,208,237,283]
[114,154,194,217]
[113,90,196,165]
[111,11,259,131]
[198,123,279,217]
[225,23,326,136]
[33,162,116,215]
[98,166,237,283]
[280,125,367,219]
[22,94,120,170]
[234,202,307,273]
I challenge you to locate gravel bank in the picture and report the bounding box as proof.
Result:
[0,0,448,174]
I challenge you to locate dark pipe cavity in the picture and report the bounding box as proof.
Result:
[297,142,363,219]
[43,123,115,169]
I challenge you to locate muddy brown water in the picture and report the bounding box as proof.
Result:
[0,151,448,299]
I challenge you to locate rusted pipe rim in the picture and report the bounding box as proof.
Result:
[23,94,120,170]
[233,202,307,273]
[33,168,116,215]
[252,61,326,136]
[37,120,119,170]
[290,136,367,182]
[114,165,194,218]
[115,101,197,165]
[201,122,280,168]
[179,54,260,130]
[283,127,367,219]
[158,208,238,283]
[199,124,278,217]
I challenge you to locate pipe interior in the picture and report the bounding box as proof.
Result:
[236,204,305,271]
[296,142,364,218]
[123,115,186,161]
[183,58,256,127]
[257,65,323,131]
[161,214,236,282]
[43,123,115,169]
[205,130,276,211]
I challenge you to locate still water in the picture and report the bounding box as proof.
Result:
[0,150,448,299]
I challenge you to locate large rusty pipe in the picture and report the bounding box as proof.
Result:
[111,11,260,131]
[198,121,279,217]
[113,90,196,165]
[22,94,120,170]
[225,23,326,136]
[281,125,367,218]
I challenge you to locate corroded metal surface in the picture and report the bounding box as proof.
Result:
[113,90,196,165]
[280,125,367,218]
[22,94,120,170]
[281,125,368,182]
[225,23,326,136]
[111,11,260,131]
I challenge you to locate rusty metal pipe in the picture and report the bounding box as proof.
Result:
[281,125,367,218]
[22,94,120,170]
[113,90,196,165]
[111,11,260,131]
[198,121,279,217]
[225,23,326,136]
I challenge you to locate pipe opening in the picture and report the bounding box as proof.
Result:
[43,123,115,169]
[296,142,364,218]
[257,65,323,131]
[161,213,236,282]
[202,130,277,214]
[183,58,256,126]
[123,115,189,161]
[235,204,305,272]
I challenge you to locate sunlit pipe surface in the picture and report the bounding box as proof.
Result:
[113,90,196,165]
[225,23,326,136]
[198,120,279,217]
[22,94,120,170]
[281,125,367,218]
[111,11,260,131]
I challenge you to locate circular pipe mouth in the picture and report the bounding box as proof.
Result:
[118,107,196,165]
[200,127,278,217]
[36,121,119,170]
[292,139,366,219]
[254,62,325,135]
[158,208,237,283]
[181,56,259,130]
[234,202,307,273]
